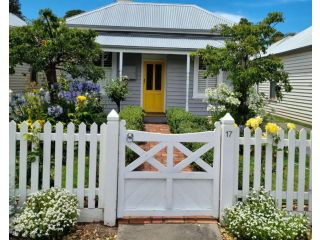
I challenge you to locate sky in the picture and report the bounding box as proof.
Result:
[20,0,312,34]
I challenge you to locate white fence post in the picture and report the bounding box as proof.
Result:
[219,113,236,220]
[104,109,120,226]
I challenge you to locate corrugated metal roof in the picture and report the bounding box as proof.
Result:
[265,27,312,55]
[96,33,224,50]
[66,2,233,32]
[9,13,27,26]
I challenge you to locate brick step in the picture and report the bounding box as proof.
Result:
[118,216,218,225]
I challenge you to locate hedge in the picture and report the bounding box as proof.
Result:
[166,108,213,171]
[119,106,145,131]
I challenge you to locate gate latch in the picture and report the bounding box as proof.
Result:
[126,133,134,143]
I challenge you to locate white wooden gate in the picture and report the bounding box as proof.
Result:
[117,120,221,218]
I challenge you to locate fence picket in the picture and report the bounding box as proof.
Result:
[77,123,86,208]
[66,123,75,192]
[297,129,306,212]
[54,122,63,187]
[88,123,98,208]
[30,122,41,193]
[18,122,28,205]
[265,134,273,191]
[253,128,262,190]
[98,123,107,208]
[286,129,296,211]
[275,129,285,208]
[308,131,312,211]
[42,122,52,189]
[242,127,251,199]
[9,121,16,197]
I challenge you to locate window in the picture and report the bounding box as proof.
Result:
[270,81,276,99]
[193,56,218,98]
[94,52,112,67]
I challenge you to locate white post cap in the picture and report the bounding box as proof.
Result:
[220,113,235,125]
[107,109,119,121]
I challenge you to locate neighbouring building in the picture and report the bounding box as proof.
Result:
[259,27,312,124]
[9,13,46,93]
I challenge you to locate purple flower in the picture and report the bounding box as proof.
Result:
[48,105,63,117]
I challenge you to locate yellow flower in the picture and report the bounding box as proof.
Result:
[255,116,263,125]
[233,123,238,128]
[245,116,263,130]
[77,95,87,104]
[36,119,45,128]
[287,123,296,130]
[262,133,267,138]
[26,119,33,128]
[265,122,280,135]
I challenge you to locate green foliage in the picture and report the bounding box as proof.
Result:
[166,108,193,133]
[9,77,106,126]
[104,77,129,112]
[9,8,104,96]
[119,106,145,131]
[196,12,292,124]
[10,0,24,19]
[11,188,79,239]
[223,188,309,240]
[23,124,42,162]
[119,106,145,165]
[166,108,214,170]
[64,9,85,19]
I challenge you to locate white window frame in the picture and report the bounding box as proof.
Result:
[193,56,223,99]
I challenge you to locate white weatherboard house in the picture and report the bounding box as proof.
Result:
[9,13,30,93]
[66,0,233,115]
[259,27,312,124]
[9,13,47,93]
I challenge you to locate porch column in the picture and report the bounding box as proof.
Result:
[119,51,123,78]
[185,53,190,112]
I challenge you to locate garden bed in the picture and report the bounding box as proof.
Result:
[10,223,117,240]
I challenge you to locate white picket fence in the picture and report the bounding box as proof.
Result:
[234,126,312,213]
[9,110,312,226]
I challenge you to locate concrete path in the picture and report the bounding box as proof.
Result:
[117,224,222,240]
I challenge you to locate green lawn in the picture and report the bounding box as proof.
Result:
[266,114,312,130]
[237,146,310,192]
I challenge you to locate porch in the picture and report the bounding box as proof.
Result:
[95,34,227,116]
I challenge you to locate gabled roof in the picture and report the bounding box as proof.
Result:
[9,13,27,27]
[66,1,233,33]
[265,26,312,55]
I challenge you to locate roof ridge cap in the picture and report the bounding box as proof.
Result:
[116,1,199,7]
[66,2,118,21]
[192,5,235,24]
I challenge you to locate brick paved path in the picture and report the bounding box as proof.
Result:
[139,124,191,171]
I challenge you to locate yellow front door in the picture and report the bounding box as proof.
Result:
[143,61,165,113]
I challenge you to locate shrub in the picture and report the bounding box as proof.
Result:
[104,77,129,113]
[119,106,145,131]
[11,188,80,239]
[166,108,214,170]
[223,188,310,240]
[166,108,193,133]
[120,106,145,164]
[9,77,106,126]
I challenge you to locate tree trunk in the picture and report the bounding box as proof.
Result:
[116,102,121,113]
[45,66,57,102]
